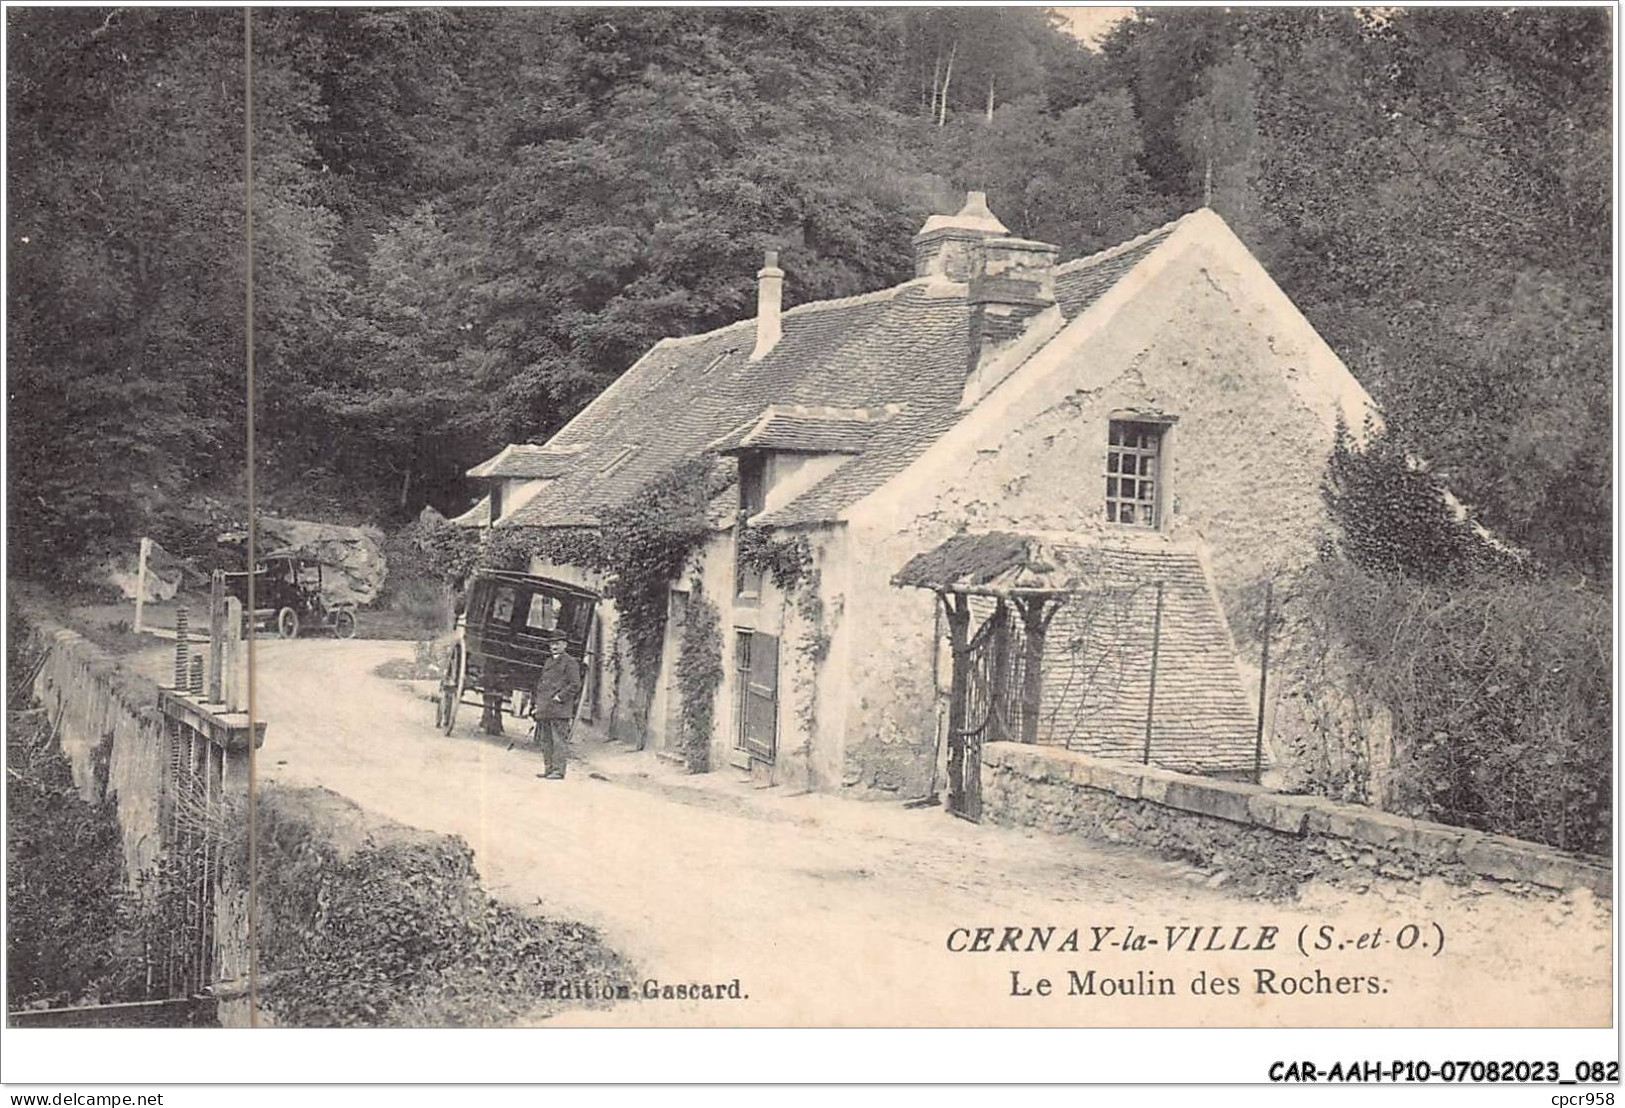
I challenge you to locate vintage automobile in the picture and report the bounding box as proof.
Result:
[435,569,600,736]
[223,551,359,639]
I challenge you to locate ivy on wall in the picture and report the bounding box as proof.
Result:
[1322,415,1528,583]
[737,525,812,591]
[477,454,727,692]
[675,586,724,774]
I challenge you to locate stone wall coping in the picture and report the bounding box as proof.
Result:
[982,741,1611,897]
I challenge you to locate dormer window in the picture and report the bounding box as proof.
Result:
[1106,419,1166,528]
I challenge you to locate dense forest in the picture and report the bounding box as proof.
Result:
[7,6,1611,582]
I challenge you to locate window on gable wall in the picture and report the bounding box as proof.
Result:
[1106,420,1165,528]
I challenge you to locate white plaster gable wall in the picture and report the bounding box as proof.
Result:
[827,211,1382,794]
[848,209,1375,591]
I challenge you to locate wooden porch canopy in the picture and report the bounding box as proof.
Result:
[893,530,1095,598]
[898,531,1265,788]
[890,526,1079,766]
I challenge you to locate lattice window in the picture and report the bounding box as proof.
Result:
[1105,420,1163,527]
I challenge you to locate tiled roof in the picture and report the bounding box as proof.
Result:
[448,494,491,529]
[709,405,898,455]
[498,214,1189,530]
[1035,542,1257,774]
[902,533,1258,775]
[466,443,587,480]
[1054,224,1178,321]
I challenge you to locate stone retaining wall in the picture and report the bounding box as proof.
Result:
[982,742,1610,899]
[23,615,256,1022]
[31,624,174,884]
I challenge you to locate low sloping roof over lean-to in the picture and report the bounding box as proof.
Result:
[898,531,1259,774]
[448,494,492,529]
[708,405,899,456]
[492,215,1191,530]
[466,443,588,480]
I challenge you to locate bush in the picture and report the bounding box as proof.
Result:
[251,786,631,1026]
[1283,559,1611,854]
[1322,415,1529,582]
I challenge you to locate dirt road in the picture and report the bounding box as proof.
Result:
[247,639,1611,1027]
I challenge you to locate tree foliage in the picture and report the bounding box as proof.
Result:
[8,7,1610,583]
[1284,558,1610,855]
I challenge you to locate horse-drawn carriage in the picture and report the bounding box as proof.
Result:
[435,569,600,736]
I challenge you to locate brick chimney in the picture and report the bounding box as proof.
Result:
[912,190,1009,282]
[751,250,784,361]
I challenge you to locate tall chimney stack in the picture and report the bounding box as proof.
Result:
[912,190,1010,282]
[961,234,1061,406]
[751,250,784,361]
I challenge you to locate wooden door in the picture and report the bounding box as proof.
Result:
[736,630,779,763]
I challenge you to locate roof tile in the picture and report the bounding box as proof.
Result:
[497,216,1188,529]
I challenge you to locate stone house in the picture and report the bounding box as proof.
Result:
[464,193,1376,797]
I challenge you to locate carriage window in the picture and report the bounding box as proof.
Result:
[563,598,591,642]
[490,586,517,625]
[525,593,560,631]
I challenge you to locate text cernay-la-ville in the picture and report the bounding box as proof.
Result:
[946,924,1281,955]
[945,925,1388,1000]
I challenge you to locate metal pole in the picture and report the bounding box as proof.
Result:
[1142,581,1164,765]
[1253,579,1274,785]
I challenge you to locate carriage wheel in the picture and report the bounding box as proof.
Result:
[332,610,357,639]
[277,607,301,640]
[437,643,464,735]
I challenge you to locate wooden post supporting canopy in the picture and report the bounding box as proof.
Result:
[1015,596,1057,745]
[208,571,226,703]
[942,592,972,815]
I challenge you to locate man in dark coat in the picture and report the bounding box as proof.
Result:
[531,636,583,779]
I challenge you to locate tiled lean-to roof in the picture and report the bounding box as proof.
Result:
[465,443,588,480]
[491,216,1188,530]
[897,532,1258,774]
[708,405,899,455]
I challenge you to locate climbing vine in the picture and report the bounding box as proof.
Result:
[736,524,813,591]
[1322,414,1527,583]
[479,525,602,576]
[476,454,728,692]
[788,563,835,749]
[675,586,724,774]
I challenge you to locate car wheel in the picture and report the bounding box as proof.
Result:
[277,607,300,639]
[332,610,357,639]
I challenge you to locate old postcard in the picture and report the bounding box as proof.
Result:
[5,2,1616,1085]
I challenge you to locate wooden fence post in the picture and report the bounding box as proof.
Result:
[224,597,244,713]
[134,537,152,633]
[1253,580,1275,786]
[1142,581,1165,765]
[208,572,226,703]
